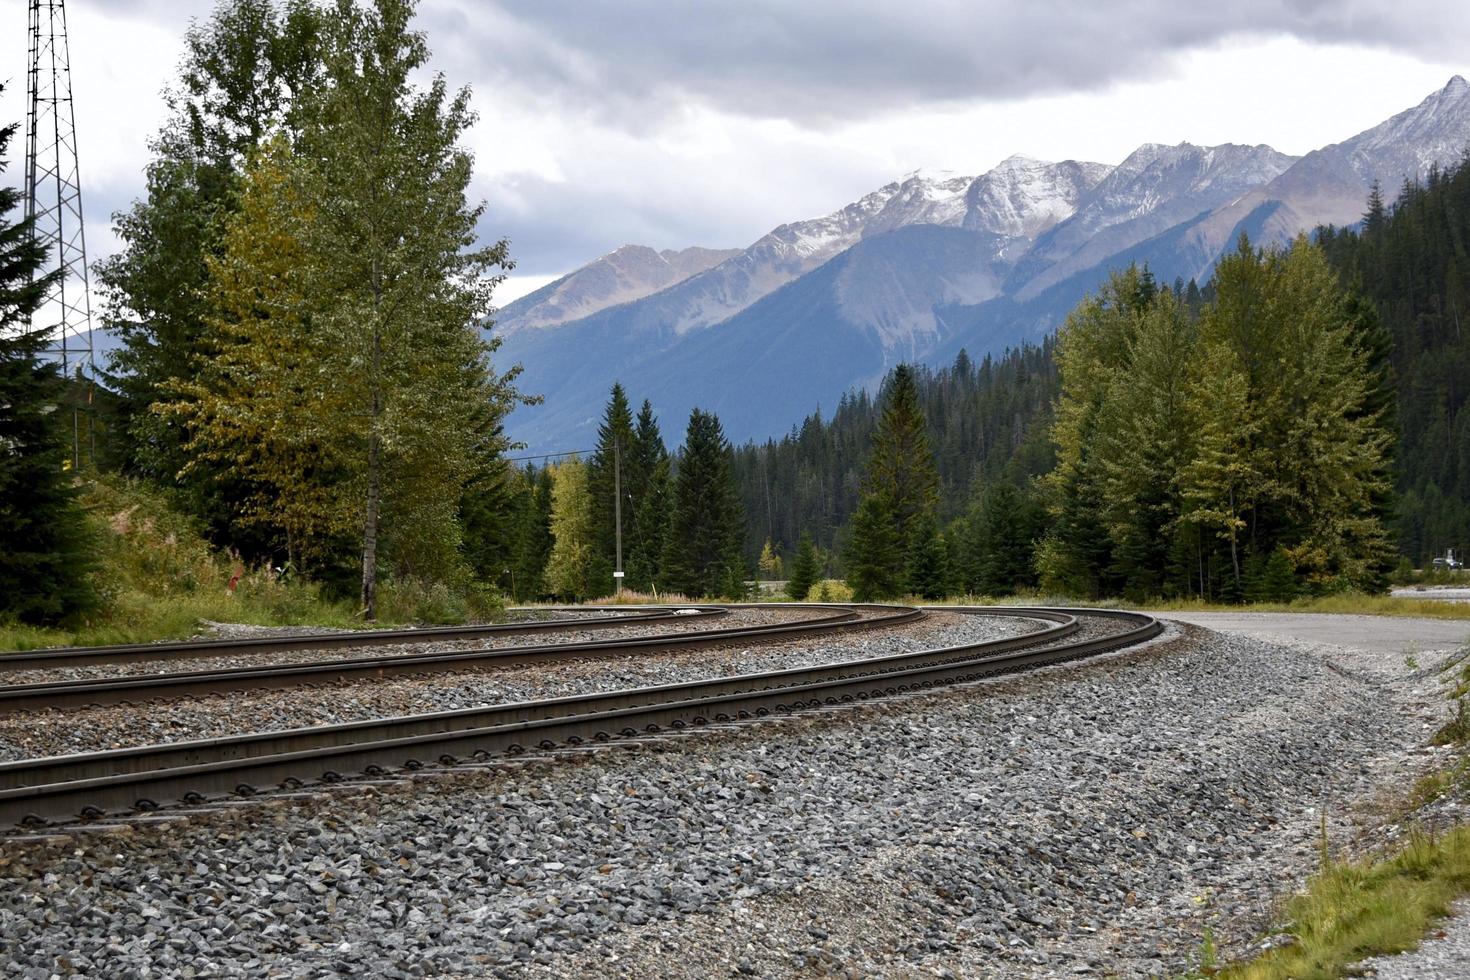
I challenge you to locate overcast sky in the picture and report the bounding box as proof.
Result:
[4,1,1468,304]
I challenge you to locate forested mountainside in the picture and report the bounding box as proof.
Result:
[1318,157,1470,564]
[731,343,1058,566]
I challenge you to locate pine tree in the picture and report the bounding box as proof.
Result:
[0,112,95,623]
[786,533,818,601]
[663,409,745,598]
[846,495,902,601]
[971,483,1043,596]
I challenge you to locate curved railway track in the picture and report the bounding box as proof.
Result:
[0,605,728,670]
[0,605,1162,828]
[0,603,915,714]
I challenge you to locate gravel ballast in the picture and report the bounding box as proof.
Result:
[0,608,812,684]
[0,620,1457,977]
[0,610,1040,760]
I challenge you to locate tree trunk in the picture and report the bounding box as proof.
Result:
[361,263,384,621]
[361,426,381,620]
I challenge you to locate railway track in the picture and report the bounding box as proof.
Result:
[0,603,914,714]
[0,606,1161,828]
[0,605,727,670]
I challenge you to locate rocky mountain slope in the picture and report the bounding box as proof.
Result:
[497,76,1470,451]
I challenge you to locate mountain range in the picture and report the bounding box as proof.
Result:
[494,76,1470,452]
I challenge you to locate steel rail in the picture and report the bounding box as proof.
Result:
[0,607,1161,827]
[0,604,918,715]
[0,606,726,669]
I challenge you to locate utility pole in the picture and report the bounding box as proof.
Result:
[613,439,624,594]
[25,0,95,470]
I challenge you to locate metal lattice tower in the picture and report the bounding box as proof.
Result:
[25,0,94,468]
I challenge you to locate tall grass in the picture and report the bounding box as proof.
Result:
[1217,826,1470,979]
[0,477,500,653]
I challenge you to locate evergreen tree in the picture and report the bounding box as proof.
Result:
[0,113,95,623]
[904,513,948,600]
[663,409,745,598]
[862,363,940,555]
[970,483,1044,596]
[587,383,634,595]
[845,495,902,601]
[626,456,670,593]
[786,533,818,601]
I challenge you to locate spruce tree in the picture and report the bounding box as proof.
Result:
[588,383,634,595]
[663,409,745,598]
[904,513,948,600]
[786,534,819,601]
[862,363,940,556]
[626,456,670,593]
[845,495,902,601]
[0,113,95,623]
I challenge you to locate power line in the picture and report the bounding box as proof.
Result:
[504,448,595,463]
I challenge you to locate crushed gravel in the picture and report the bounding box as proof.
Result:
[0,611,1041,760]
[0,620,1452,978]
[0,608,814,684]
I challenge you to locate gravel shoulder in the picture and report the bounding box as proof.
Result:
[0,618,1455,978]
[1149,610,1470,653]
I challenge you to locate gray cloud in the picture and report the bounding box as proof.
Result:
[431,0,1470,126]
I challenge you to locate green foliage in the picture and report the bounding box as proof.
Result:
[626,456,671,593]
[845,495,902,601]
[962,482,1045,597]
[1244,548,1299,604]
[1318,157,1470,568]
[545,457,595,600]
[148,0,526,618]
[587,383,634,595]
[786,534,819,601]
[98,0,324,506]
[1218,826,1470,980]
[862,364,941,556]
[0,112,96,624]
[1044,247,1393,602]
[732,344,1058,572]
[663,409,746,598]
[904,513,948,600]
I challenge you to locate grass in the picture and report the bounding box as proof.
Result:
[1210,826,1470,979]
[0,476,498,653]
[1205,643,1470,979]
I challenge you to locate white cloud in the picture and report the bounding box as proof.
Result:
[2,1,1465,285]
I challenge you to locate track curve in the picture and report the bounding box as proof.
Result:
[0,603,917,715]
[0,606,1160,828]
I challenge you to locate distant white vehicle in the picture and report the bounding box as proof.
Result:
[1432,549,1463,570]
